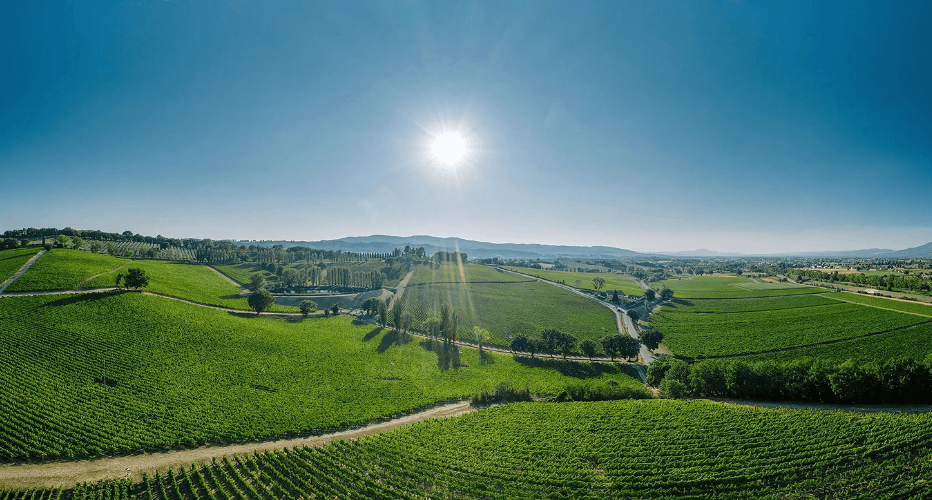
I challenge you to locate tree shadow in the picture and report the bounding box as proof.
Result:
[38,290,122,308]
[220,294,244,300]
[227,311,259,319]
[377,329,412,353]
[513,356,631,379]
[363,327,383,342]
[419,339,462,371]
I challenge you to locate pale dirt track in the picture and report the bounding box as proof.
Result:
[0,401,475,489]
[0,250,45,293]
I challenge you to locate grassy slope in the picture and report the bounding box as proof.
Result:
[401,281,618,349]
[409,262,530,284]
[212,263,270,284]
[652,301,929,358]
[656,275,824,298]
[22,400,932,498]
[0,248,41,285]
[741,322,932,364]
[0,293,642,461]
[825,291,932,317]
[504,266,643,295]
[85,260,297,312]
[5,249,128,291]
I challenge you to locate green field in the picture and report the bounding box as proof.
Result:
[661,294,837,314]
[742,322,932,364]
[652,301,929,357]
[656,276,823,298]
[0,292,642,461]
[5,249,128,292]
[85,260,297,312]
[211,263,270,285]
[0,248,41,285]
[409,262,531,284]
[825,291,932,317]
[10,399,932,498]
[505,266,643,295]
[400,280,618,349]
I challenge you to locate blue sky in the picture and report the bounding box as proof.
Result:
[2,1,930,253]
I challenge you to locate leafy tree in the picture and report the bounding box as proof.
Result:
[377,299,388,327]
[1,238,18,249]
[659,287,674,300]
[401,311,412,333]
[392,301,403,329]
[644,289,656,301]
[330,303,340,316]
[627,310,640,322]
[425,316,441,339]
[611,290,620,303]
[601,336,620,361]
[56,234,72,248]
[580,339,597,361]
[510,335,529,354]
[247,288,275,315]
[106,242,117,256]
[592,276,605,291]
[123,268,149,289]
[540,329,561,358]
[617,335,641,361]
[556,332,577,359]
[89,241,102,253]
[299,300,317,318]
[73,237,84,250]
[639,327,664,350]
[526,338,540,359]
[249,274,267,292]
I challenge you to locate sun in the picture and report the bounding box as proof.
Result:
[430,132,468,166]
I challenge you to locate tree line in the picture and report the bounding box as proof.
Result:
[647,355,932,404]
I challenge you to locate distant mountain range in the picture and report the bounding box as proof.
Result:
[235,235,642,260]
[234,235,932,260]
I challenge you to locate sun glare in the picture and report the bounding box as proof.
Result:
[430,132,468,166]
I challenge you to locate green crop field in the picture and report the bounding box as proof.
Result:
[825,291,932,317]
[651,301,929,357]
[212,263,270,285]
[85,260,297,312]
[661,294,837,314]
[0,292,641,461]
[0,248,41,285]
[408,262,531,284]
[8,399,932,498]
[656,275,824,298]
[504,266,643,295]
[399,280,618,349]
[4,249,128,292]
[742,322,932,364]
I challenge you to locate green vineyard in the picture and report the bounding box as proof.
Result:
[4,400,932,498]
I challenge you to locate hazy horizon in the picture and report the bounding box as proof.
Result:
[3,1,930,254]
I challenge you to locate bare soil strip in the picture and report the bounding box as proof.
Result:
[824,293,932,317]
[0,401,475,489]
[705,397,932,414]
[206,265,247,290]
[0,250,45,293]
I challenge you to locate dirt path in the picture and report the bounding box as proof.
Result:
[206,265,247,291]
[388,268,415,309]
[0,249,44,293]
[704,397,932,414]
[77,260,134,288]
[0,401,476,489]
[823,292,932,317]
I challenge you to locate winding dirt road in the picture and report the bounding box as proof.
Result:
[0,401,475,489]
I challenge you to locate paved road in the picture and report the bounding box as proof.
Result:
[497,266,660,373]
[0,249,45,293]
